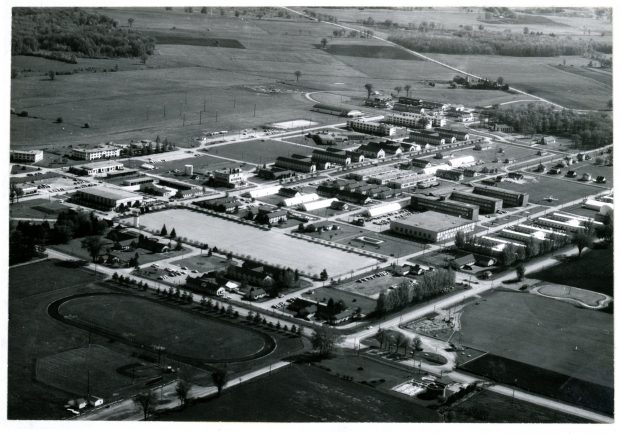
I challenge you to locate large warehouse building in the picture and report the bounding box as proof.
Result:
[390,211,476,242]
[411,193,479,220]
[450,191,503,214]
[472,185,529,207]
[73,186,143,210]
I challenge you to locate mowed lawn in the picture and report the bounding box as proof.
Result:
[158,364,440,422]
[455,290,613,387]
[133,209,380,276]
[530,248,614,296]
[57,294,269,362]
[9,259,102,299]
[208,139,317,164]
[491,175,606,205]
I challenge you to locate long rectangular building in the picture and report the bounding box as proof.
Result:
[73,186,143,210]
[410,194,479,220]
[71,145,121,160]
[472,185,529,207]
[275,155,316,173]
[347,118,395,136]
[390,211,476,242]
[450,191,503,214]
[10,149,44,163]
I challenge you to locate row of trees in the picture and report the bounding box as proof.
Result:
[12,8,155,59]
[9,210,110,265]
[388,31,592,57]
[484,104,613,148]
[375,329,423,357]
[375,269,456,314]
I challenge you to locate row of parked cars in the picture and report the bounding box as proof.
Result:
[356,270,390,283]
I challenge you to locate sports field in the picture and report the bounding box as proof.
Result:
[455,290,613,387]
[133,209,380,276]
[56,293,271,363]
[208,139,318,164]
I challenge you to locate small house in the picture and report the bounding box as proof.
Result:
[450,254,476,270]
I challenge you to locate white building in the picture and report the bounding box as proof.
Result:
[280,193,320,207]
[10,149,44,163]
[300,198,338,212]
[72,160,124,176]
[213,168,246,186]
[71,145,121,160]
[421,163,451,175]
[448,155,475,168]
[365,202,401,217]
[347,118,396,136]
[248,185,281,199]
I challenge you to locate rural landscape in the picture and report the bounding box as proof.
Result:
[7,5,614,426]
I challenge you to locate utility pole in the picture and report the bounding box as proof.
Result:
[253,104,256,117]
[163,104,166,118]
[199,111,202,125]
[204,97,206,112]
[233,97,236,109]
[183,113,186,126]
[215,111,218,123]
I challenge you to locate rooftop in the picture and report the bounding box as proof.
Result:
[393,211,473,232]
[79,186,143,201]
[80,160,124,169]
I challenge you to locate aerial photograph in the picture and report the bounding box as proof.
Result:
[6,2,615,427]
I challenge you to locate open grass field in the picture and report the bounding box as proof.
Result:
[132,209,381,276]
[57,293,270,362]
[9,259,102,299]
[9,198,70,219]
[451,389,588,423]
[8,260,106,419]
[207,138,318,164]
[461,353,613,415]
[486,174,606,206]
[454,290,613,388]
[432,54,610,110]
[36,345,162,399]
[530,248,613,296]
[159,364,440,422]
[170,254,230,274]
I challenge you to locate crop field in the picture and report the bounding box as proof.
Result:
[432,54,610,110]
[487,174,606,206]
[325,43,422,60]
[454,290,613,388]
[530,248,613,296]
[56,293,270,362]
[159,364,440,422]
[208,139,318,164]
[132,209,381,276]
[36,345,161,399]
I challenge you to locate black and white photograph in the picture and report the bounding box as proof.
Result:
[3,1,616,430]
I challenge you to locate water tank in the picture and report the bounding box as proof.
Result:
[600,204,614,216]
[184,164,193,176]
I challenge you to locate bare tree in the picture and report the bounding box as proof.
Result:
[81,236,105,263]
[364,83,374,98]
[320,38,328,48]
[404,84,411,97]
[393,86,402,96]
[133,391,155,420]
[294,70,302,82]
[128,17,134,28]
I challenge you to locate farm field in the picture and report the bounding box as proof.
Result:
[451,389,589,423]
[56,293,271,363]
[207,138,319,164]
[486,175,607,206]
[454,290,613,388]
[158,364,440,422]
[529,248,613,296]
[431,54,610,110]
[132,209,381,276]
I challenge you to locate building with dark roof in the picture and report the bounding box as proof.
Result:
[312,103,363,117]
[472,185,529,207]
[450,191,503,214]
[275,155,316,173]
[410,193,479,220]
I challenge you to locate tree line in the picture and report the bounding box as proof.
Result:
[483,104,613,148]
[388,31,593,57]
[375,269,455,314]
[12,8,155,59]
[9,210,109,265]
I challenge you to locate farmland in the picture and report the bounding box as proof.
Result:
[55,293,272,362]
[133,209,381,276]
[454,290,613,389]
[158,364,440,422]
